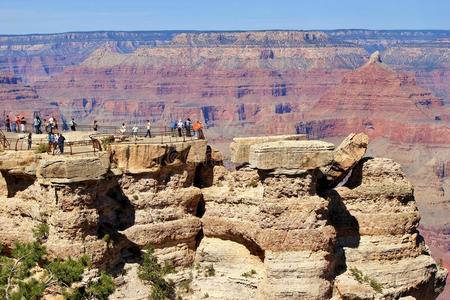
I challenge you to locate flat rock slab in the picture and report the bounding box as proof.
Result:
[249,140,335,170]
[37,156,109,183]
[230,134,306,165]
[110,140,207,174]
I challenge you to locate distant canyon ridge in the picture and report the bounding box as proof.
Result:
[0,29,450,297]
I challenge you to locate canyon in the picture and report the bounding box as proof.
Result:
[0,30,449,298]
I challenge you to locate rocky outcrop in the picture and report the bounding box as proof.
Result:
[328,157,447,299]
[197,134,446,299]
[230,134,306,166]
[322,132,369,185]
[0,134,446,299]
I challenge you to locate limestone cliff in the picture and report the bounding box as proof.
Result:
[0,134,446,299]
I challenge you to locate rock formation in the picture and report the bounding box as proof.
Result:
[0,134,446,299]
[1,29,450,297]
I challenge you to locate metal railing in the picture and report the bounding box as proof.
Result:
[0,128,9,149]
[1,124,204,155]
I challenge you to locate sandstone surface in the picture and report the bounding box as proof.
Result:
[0,29,449,297]
[230,134,306,165]
[0,135,446,299]
[248,140,335,170]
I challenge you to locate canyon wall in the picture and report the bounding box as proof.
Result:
[0,29,449,297]
[0,134,447,299]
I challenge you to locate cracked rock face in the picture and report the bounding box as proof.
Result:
[0,134,446,299]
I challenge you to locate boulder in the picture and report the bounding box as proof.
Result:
[249,140,335,170]
[322,132,369,185]
[110,140,207,173]
[230,134,306,165]
[37,156,110,183]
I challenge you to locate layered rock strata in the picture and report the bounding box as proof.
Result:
[0,134,446,299]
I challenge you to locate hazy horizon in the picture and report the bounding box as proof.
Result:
[1,0,449,35]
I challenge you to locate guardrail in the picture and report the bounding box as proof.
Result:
[0,128,9,149]
[1,125,203,155]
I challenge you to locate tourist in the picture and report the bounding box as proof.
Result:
[132,124,139,139]
[15,116,20,133]
[185,118,192,137]
[34,115,41,134]
[48,117,54,133]
[119,123,127,135]
[27,132,32,150]
[170,120,177,137]
[70,118,77,131]
[20,117,26,133]
[5,115,11,132]
[144,120,152,138]
[193,120,205,139]
[93,120,98,131]
[43,119,49,133]
[58,134,65,154]
[177,119,184,137]
[47,133,54,153]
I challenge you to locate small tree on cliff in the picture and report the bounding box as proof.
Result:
[0,224,115,300]
[138,244,176,300]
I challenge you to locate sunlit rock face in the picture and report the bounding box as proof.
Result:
[0,134,446,299]
[1,29,450,297]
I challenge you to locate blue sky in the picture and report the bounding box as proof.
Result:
[1,0,449,34]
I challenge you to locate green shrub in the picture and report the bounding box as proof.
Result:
[10,278,45,300]
[241,269,257,278]
[35,143,48,154]
[46,256,88,285]
[138,245,175,300]
[32,223,49,242]
[101,136,114,151]
[0,225,111,300]
[11,241,46,279]
[349,267,364,283]
[204,264,215,277]
[102,233,111,245]
[85,272,116,300]
[349,267,383,293]
[369,278,383,293]
[133,194,139,201]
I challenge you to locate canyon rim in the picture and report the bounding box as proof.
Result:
[0,3,450,299]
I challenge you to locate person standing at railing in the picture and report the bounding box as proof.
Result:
[144,120,152,138]
[177,119,184,137]
[48,117,54,133]
[20,116,26,133]
[27,132,32,150]
[170,120,177,137]
[58,133,65,154]
[93,120,98,131]
[34,116,42,134]
[119,123,127,135]
[193,120,205,140]
[5,115,11,132]
[132,124,139,141]
[15,115,20,133]
[185,118,192,137]
[70,118,77,131]
[47,132,54,153]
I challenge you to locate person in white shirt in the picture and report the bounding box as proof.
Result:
[144,120,152,138]
[119,123,126,134]
[132,124,139,140]
[177,119,184,137]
